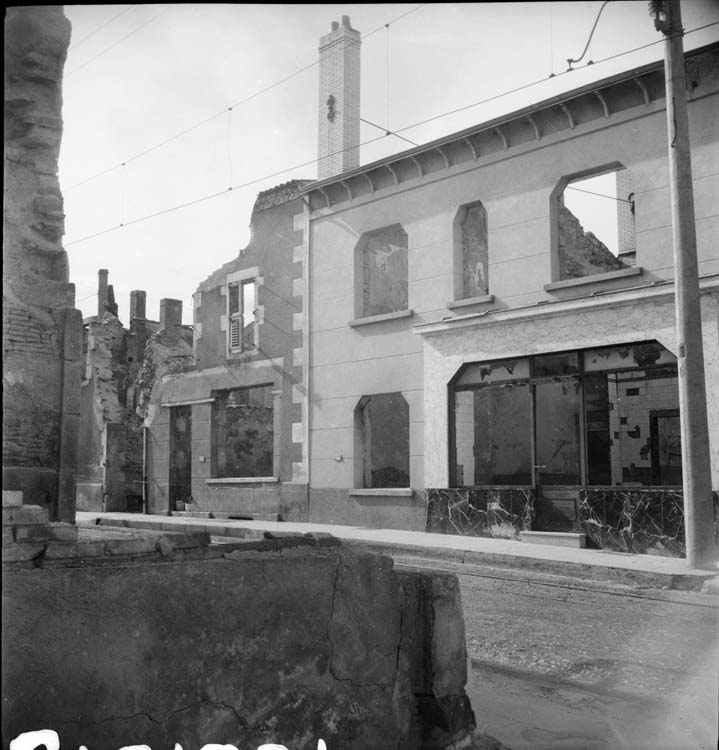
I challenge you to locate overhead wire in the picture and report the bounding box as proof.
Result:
[64,3,428,191]
[65,8,169,77]
[361,117,418,147]
[64,21,717,249]
[567,0,614,70]
[390,21,717,138]
[68,5,134,51]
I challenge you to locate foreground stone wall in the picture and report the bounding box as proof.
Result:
[3,6,81,520]
[2,541,477,749]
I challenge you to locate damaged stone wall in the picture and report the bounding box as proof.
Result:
[3,6,81,520]
[558,202,627,280]
[2,542,479,750]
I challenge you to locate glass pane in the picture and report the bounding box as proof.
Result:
[456,358,529,386]
[535,379,581,485]
[228,284,239,314]
[583,342,676,372]
[533,352,579,377]
[585,372,611,485]
[454,384,532,486]
[606,367,679,485]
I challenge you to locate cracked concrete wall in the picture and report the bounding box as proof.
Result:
[2,546,475,749]
[3,6,81,520]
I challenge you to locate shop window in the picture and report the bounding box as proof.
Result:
[356,392,409,488]
[554,166,636,280]
[212,385,273,478]
[450,342,679,489]
[356,224,408,318]
[228,278,256,353]
[582,344,679,486]
[454,201,489,299]
[454,383,532,486]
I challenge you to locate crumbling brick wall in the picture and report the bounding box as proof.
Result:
[3,6,81,520]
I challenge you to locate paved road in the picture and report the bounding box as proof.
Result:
[394,555,719,750]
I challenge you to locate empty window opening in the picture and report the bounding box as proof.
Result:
[357,225,408,317]
[456,201,489,299]
[212,385,273,478]
[559,167,635,280]
[228,279,256,352]
[357,392,409,488]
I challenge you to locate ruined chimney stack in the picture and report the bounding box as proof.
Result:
[130,290,147,320]
[97,269,108,318]
[318,15,361,180]
[159,298,183,333]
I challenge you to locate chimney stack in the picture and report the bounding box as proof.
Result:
[159,298,183,333]
[97,269,108,317]
[318,15,361,180]
[130,290,147,320]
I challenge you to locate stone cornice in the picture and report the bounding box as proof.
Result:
[413,275,719,337]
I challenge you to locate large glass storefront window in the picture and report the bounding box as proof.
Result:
[451,342,680,488]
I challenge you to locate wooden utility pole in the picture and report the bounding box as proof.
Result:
[650,0,717,569]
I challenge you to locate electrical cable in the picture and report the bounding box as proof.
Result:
[361,117,418,147]
[566,185,633,203]
[68,6,134,51]
[567,0,613,70]
[65,8,169,77]
[64,23,717,248]
[391,21,717,138]
[64,4,428,191]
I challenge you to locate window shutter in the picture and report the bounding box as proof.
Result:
[230,317,241,349]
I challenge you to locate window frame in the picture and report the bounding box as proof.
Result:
[226,274,258,355]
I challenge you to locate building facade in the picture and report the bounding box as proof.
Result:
[145,181,311,519]
[303,42,719,552]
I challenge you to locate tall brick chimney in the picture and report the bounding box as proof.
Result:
[97,269,108,317]
[318,15,361,180]
[159,298,183,332]
[130,290,146,320]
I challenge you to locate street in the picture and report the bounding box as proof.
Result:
[395,555,719,750]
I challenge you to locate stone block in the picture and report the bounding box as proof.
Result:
[2,543,45,563]
[2,490,23,507]
[43,541,106,560]
[2,505,49,526]
[13,523,78,543]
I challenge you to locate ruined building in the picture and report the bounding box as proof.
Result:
[144,180,311,518]
[77,271,193,512]
[135,20,717,556]
[3,5,82,522]
[301,30,718,554]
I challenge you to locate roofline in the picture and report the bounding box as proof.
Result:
[302,41,718,194]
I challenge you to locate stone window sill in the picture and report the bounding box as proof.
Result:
[206,477,279,485]
[349,488,414,497]
[349,309,414,328]
[447,294,495,310]
[544,266,643,292]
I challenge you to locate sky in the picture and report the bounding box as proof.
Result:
[57,2,719,325]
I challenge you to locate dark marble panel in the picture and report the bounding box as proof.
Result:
[578,488,719,556]
[425,488,534,539]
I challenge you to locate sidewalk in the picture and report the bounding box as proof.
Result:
[76,511,718,591]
